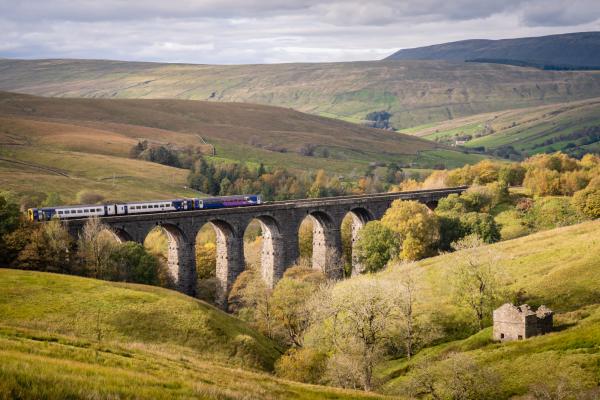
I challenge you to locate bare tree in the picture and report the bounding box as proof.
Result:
[451,235,504,331]
[78,216,117,279]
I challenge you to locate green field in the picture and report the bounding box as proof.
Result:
[2,58,600,129]
[0,270,387,400]
[370,219,600,396]
[402,98,600,155]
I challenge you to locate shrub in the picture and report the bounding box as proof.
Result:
[76,190,105,204]
[572,186,600,219]
[525,197,583,230]
[275,348,328,384]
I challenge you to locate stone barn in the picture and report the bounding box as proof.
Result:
[493,303,553,342]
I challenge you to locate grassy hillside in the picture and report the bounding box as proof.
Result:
[374,219,600,396]
[0,91,485,204]
[2,58,600,129]
[0,269,386,399]
[401,97,600,155]
[385,31,600,68]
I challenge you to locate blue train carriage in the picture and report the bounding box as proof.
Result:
[28,204,112,221]
[200,194,262,209]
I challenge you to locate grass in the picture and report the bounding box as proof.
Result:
[0,269,387,399]
[2,58,600,130]
[0,90,483,204]
[380,305,600,398]
[403,98,600,155]
[371,219,600,396]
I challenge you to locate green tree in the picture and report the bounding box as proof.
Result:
[0,195,21,264]
[109,242,159,284]
[354,221,400,273]
[275,348,328,384]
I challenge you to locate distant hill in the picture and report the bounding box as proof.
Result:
[2,58,600,130]
[385,31,600,69]
[400,97,600,157]
[0,91,484,204]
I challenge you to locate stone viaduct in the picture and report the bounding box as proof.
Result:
[65,187,466,308]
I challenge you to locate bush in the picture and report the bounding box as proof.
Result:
[76,190,105,204]
[572,186,600,219]
[459,212,501,244]
[525,197,583,230]
[275,348,328,384]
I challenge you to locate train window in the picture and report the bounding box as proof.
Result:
[58,211,63,214]
[77,210,83,213]
[142,205,147,209]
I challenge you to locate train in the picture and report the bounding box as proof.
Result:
[28,194,262,222]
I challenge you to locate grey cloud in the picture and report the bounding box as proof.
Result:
[0,0,598,64]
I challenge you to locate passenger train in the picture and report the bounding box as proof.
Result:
[28,194,262,222]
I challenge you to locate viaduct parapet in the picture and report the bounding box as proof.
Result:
[64,187,466,308]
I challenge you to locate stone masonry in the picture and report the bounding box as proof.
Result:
[493,303,553,341]
[64,187,466,309]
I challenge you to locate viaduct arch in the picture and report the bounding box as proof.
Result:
[65,187,466,308]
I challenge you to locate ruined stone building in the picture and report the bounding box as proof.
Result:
[493,303,553,341]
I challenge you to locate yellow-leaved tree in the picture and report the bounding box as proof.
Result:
[381,200,440,261]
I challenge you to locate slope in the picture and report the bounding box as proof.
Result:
[0,269,386,399]
[400,97,600,155]
[0,91,486,204]
[385,31,600,68]
[373,219,600,397]
[2,58,600,130]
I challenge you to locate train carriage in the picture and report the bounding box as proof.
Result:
[28,195,261,221]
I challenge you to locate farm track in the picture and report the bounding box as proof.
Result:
[0,157,70,177]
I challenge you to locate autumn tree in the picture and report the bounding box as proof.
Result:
[572,185,600,219]
[271,266,326,347]
[381,200,440,261]
[77,217,118,279]
[228,268,276,338]
[16,219,73,273]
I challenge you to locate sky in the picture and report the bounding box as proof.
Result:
[1,0,599,64]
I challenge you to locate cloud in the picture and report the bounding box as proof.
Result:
[0,0,598,64]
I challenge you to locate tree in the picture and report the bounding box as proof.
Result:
[0,195,21,264]
[271,266,326,347]
[354,221,400,273]
[451,235,504,331]
[406,353,500,400]
[228,268,276,338]
[77,217,118,279]
[15,219,73,273]
[109,242,159,284]
[308,278,408,391]
[381,200,440,261]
